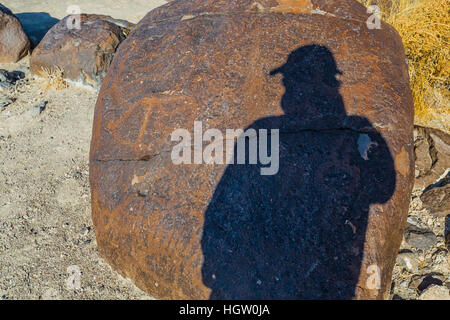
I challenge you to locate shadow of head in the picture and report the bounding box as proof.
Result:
[268,45,345,118]
[200,44,397,299]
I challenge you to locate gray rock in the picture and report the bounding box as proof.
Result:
[0,96,13,108]
[405,230,438,251]
[7,70,25,82]
[25,101,47,116]
[406,215,430,232]
[396,251,419,273]
[410,273,446,294]
[419,285,450,300]
[0,69,8,82]
[0,69,26,92]
[404,216,437,250]
[0,82,11,92]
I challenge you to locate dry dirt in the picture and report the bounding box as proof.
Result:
[0,58,152,300]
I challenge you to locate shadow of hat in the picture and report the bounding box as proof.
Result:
[269,44,342,77]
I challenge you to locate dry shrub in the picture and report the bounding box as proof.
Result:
[358,0,449,131]
[38,66,69,91]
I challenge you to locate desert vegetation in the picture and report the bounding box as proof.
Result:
[358,0,449,131]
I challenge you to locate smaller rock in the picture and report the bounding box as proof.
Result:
[430,249,450,274]
[406,215,429,232]
[429,129,450,156]
[0,69,25,83]
[419,285,450,300]
[0,82,12,92]
[414,126,434,178]
[0,69,9,82]
[0,5,30,62]
[396,251,419,273]
[405,231,438,251]
[414,126,450,190]
[0,96,14,108]
[30,14,129,88]
[79,225,91,237]
[73,171,83,179]
[404,216,437,250]
[420,182,449,218]
[25,101,47,116]
[390,282,417,300]
[80,239,91,247]
[6,70,25,83]
[137,183,150,197]
[0,69,26,92]
[412,273,445,292]
[34,101,47,113]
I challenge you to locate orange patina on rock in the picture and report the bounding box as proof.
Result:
[270,0,312,13]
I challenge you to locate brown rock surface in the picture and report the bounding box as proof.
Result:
[30,14,129,88]
[90,0,414,299]
[0,4,30,62]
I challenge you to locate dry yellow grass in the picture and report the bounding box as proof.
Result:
[358,0,449,131]
[38,66,69,91]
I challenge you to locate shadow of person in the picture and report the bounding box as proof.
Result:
[201,45,396,299]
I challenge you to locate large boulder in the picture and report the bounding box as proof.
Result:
[0,4,30,62]
[30,14,131,88]
[90,0,414,299]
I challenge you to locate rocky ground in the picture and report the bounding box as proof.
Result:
[389,127,450,300]
[0,58,448,300]
[390,190,450,300]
